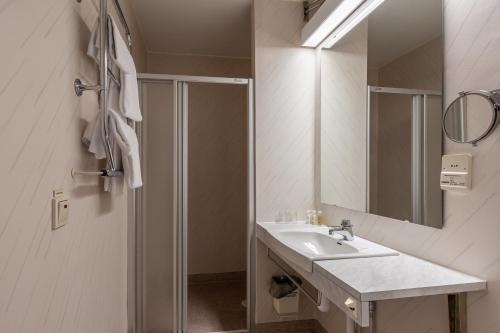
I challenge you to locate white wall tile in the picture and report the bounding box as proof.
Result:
[0,0,147,332]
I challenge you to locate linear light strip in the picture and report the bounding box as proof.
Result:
[302,0,365,47]
[321,0,385,48]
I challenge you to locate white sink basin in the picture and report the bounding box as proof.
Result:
[276,231,358,258]
[258,222,399,272]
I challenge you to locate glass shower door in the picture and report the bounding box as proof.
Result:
[186,82,248,333]
[137,81,177,333]
[136,76,255,333]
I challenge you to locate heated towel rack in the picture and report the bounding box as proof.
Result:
[72,0,132,178]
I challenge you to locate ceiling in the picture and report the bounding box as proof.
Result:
[368,0,442,68]
[130,0,252,58]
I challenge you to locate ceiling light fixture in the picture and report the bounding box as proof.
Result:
[301,0,365,47]
[320,0,385,49]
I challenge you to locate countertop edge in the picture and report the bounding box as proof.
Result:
[356,280,488,301]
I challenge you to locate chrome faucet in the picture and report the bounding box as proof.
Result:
[328,219,354,241]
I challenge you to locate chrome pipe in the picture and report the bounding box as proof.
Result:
[448,293,467,333]
[369,302,376,333]
[100,0,116,171]
[71,168,123,178]
[111,0,132,47]
[71,169,106,177]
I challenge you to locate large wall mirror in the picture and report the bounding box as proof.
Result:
[320,0,444,228]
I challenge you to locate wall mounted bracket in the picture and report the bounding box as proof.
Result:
[448,293,467,333]
[74,78,103,97]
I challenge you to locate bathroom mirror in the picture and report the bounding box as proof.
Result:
[443,90,500,145]
[320,0,444,228]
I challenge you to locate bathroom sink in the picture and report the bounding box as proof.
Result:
[258,223,399,272]
[276,231,358,258]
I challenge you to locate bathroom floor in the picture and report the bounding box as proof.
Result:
[188,274,247,333]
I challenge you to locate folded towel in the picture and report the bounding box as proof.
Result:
[108,109,142,188]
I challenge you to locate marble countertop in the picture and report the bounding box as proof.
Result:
[257,221,486,302]
[314,254,486,301]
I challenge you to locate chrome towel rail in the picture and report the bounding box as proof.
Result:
[76,0,131,48]
[73,0,132,178]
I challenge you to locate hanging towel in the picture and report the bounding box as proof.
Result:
[108,109,142,189]
[83,109,142,189]
[87,19,100,64]
[87,17,142,122]
[110,19,142,122]
[82,111,106,160]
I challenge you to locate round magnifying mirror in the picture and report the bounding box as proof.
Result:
[443,91,499,144]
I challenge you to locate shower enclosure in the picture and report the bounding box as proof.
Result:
[368,86,442,228]
[131,74,255,333]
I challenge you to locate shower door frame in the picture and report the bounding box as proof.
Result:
[133,74,256,333]
[366,85,442,226]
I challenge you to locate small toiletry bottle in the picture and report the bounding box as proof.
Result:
[311,210,319,225]
[317,211,324,225]
[306,210,312,224]
[276,211,283,222]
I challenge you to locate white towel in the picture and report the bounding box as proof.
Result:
[110,20,142,122]
[87,19,100,64]
[83,109,142,189]
[108,109,142,188]
[82,111,106,160]
[87,17,142,122]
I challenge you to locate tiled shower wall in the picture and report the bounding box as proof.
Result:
[254,0,500,332]
[0,0,146,332]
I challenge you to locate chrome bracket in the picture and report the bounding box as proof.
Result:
[74,78,103,97]
[71,168,124,178]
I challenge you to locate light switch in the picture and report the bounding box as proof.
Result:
[52,189,69,230]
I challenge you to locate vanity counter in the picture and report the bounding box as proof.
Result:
[314,253,486,302]
[257,221,486,327]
